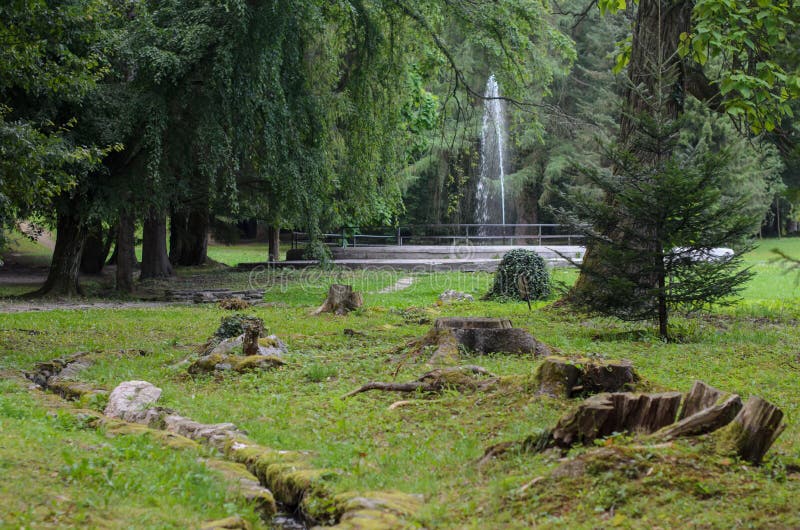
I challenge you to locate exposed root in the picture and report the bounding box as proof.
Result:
[344,365,498,399]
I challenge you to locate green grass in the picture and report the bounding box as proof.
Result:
[0,379,261,529]
[1,238,799,528]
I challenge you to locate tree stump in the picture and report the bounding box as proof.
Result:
[434,317,512,329]
[679,380,726,420]
[313,284,363,315]
[657,393,742,440]
[534,356,639,398]
[552,392,682,447]
[715,396,786,464]
[241,318,264,356]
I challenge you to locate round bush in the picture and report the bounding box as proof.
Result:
[487,249,551,301]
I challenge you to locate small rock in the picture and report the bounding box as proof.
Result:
[209,335,244,356]
[104,381,162,419]
[438,290,475,303]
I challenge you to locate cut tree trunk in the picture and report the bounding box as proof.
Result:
[140,209,173,280]
[268,225,280,262]
[344,366,497,398]
[115,209,136,293]
[534,356,639,398]
[313,284,363,315]
[552,392,682,447]
[715,396,786,465]
[32,198,86,297]
[434,317,512,329]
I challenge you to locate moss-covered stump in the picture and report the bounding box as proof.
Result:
[715,395,786,465]
[405,320,551,367]
[552,392,683,447]
[314,284,364,315]
[534,356,639,398]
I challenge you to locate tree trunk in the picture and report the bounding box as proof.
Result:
[169,205,209,266]
[33,201,86,297]
[116,210,136,293]
[168,209,188,266]
[268,225,280,262]
[569,0,692,303]
[313,284,363,315]
[140,209,173,280]
[80,222,114,274]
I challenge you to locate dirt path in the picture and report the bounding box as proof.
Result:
[0,300,187,314]
[377,277,414,294]
[17,222,55,250]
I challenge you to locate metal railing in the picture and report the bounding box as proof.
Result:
[291,224,584,249]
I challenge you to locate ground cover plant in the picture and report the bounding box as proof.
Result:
[1,240,799,528]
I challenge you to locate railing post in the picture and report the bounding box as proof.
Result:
[538,225,542,246]
[397,226,401,246]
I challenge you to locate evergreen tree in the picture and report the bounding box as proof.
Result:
[557,77,758,340]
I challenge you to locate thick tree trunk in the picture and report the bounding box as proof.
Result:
[569,0,692,305]
[140,209,173,280]
[33,201,86,297]
[268,225,280,262]
[116,210,136,293]
[80,222,114,274]
[168,209,188,266]
[169,205,209,266]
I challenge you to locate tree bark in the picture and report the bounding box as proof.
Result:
[140,209,173,280]
[716,396,785,465]
[80,222,114,274]
[33,199,86,296]
[569,0,693,304]
[116,209,136,293]
[169,205,209,267]
[268,225,280,262]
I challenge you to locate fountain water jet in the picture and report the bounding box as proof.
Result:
[476,74,507,228]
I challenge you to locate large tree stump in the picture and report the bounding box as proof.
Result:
[313,284,364,315]
[552,392,682,447]
[241,318,264,356]
[715,396,786,464]
[434,317,512,329]
[534,356,639,398]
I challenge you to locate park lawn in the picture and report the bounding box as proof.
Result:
[0,239,799,528]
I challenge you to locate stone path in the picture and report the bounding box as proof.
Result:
[377,277,414,294]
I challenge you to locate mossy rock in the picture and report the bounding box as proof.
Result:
[188,352,229,374]
[331,509,407,530]
[204,459,277,517]
[230,355,285,372]
[335,490,424,518]
[200,515,252,530]
[265,463,337,507]
[101,418,200,450]
[225,441,312,483]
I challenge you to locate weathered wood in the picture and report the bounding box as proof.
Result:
[434,317,512,329]
[241,319,263,356]
[658,394,743,440]
[680,380,726,420]
[313,284,364,315]
[534,356,639,398]
[716,396,786,464]
[344,366,497,398]
[552,392,682,447]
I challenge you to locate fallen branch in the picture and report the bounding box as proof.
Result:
[344,365,498,399]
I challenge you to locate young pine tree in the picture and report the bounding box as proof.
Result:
[557,94,758,340]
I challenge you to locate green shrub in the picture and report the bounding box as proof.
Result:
[486,248,551,301]
[214,314,264,339]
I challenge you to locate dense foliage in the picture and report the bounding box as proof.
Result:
[486,248,551,302]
